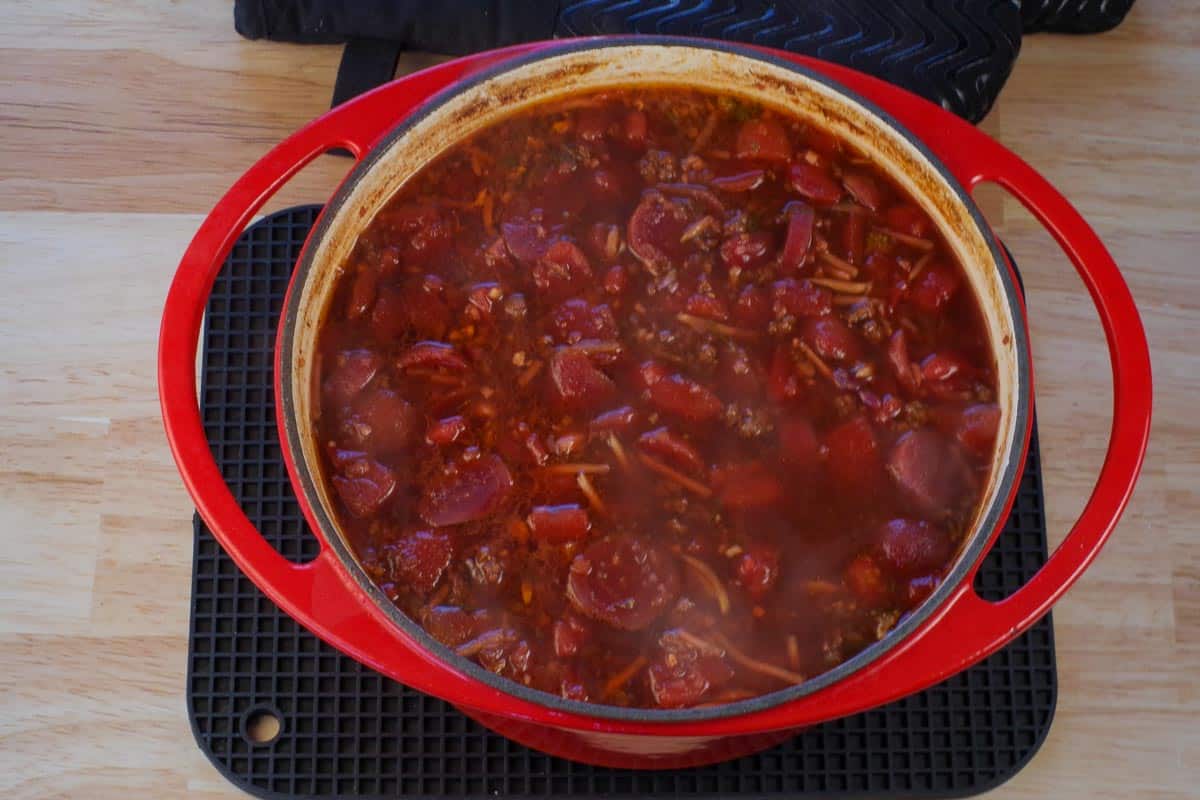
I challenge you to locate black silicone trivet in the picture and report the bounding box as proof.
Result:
[189,205,1057,799]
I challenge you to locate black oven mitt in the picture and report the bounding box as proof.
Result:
[232,0,1133,124]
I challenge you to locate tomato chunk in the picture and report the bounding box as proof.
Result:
[548,349,617,412]
[638,427,704,474]
[844,553,890,606]
[533,240,594,301]
[735,118,792,163]
[388,530,453,594]
[734,544,780,599]
[323,350,380,406]
[956,403,1001,457]
[332,456,397,518]
[528,505,591,542]
[714,461,785,509]
[418,455,513,526]
[910,262,961,313]
[801,317,862,363]
[877,519,952,578]
[787,161,842,206]
[825,416,882,492]
[720,231,774,270]
[772,278,833,318]
[647,374,723,423]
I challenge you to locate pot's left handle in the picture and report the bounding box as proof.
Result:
[157,70,485,695]
[158,89,393,632]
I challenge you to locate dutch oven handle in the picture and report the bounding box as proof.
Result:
[158,47,546,702]
[786,61,1154,718]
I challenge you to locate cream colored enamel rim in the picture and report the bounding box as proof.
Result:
[280,38,1029,723]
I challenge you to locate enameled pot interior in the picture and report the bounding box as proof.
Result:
[279,38,1030,723]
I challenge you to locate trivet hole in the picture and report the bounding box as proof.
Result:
[244,706,283,745]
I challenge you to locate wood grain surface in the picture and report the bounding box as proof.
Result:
[1,2,1195,798]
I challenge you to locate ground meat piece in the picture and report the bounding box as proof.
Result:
[638,149,678,184]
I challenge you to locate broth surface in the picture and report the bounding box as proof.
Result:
[313,88,999,708]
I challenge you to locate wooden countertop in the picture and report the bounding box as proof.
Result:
[1,3,1195,797]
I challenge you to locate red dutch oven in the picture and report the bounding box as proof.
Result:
[160,39,1152,769]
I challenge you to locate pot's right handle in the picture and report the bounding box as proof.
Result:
[802,68,1154,710]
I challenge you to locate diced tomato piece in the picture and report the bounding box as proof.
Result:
[638,427,705,474]
[734,544,780,599]
[719,231,774,270]
[552,614,590,658]
[548,348,617,412]
[376,202,453,266]
[549,298,618,343]
[418,454,513,526]
[350,387,419,454]
[647,374,723,423]
[842,170,886,212]
[589,406,638,434]
[649,653,732,709]
[683,292,730,321]
[603,264,629,295]
[910,262,961,313]
[323,349,381,406]
[718,342,762,398]
[576,107,613,141]
[842,208,867,265]
[347,266,378,319]
[772,278,833,318]
[767,346,803,403]
[825,416,882,492]
[778,417,819,470]
[956,403,1001,457]
[920,351,976,400]
[779,202,815,272]
[427,415,468,446]
[787,161,842,206]
[801,317,862,363]
[714,461,784,509]
[844,553,890,607]
[388,529,453,594]
[528,504,591,542]
[921,351,971,383]
[567,536,680,631]
[532,240,594,302]
[877,519,952,578]
[621,109,648,149]
[332,456,398,518]
[423,605,476,646]
[588,164,638,211]
[801,125,841,158]
[732,284,772,329]
[369,265,444,333]
[634,359,669,391]
[884,203,933,238]
[735,118,792,163]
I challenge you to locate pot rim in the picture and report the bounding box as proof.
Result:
[278,35,1031,724]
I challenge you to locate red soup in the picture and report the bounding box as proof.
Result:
[313,88,1000,709]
